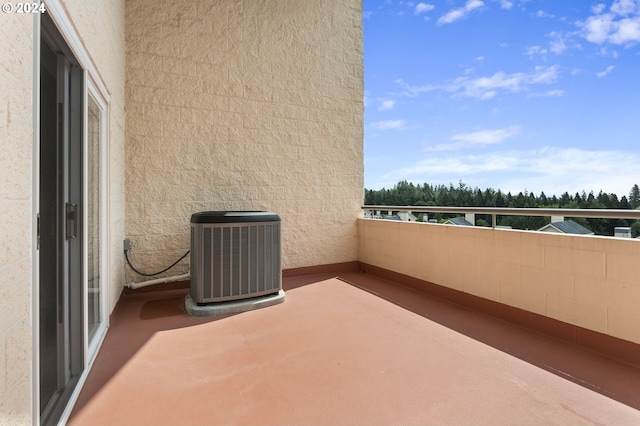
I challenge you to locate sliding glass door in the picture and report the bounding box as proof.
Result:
[39,11,108,425]
[39,14,84,424]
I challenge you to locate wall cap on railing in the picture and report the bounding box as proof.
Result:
[361,205,640,221]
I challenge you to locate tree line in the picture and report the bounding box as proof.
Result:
[364,181,640,237]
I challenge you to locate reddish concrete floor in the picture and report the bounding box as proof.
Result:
[68,272,640,425]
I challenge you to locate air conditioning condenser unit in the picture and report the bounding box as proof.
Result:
[190,211,281,305]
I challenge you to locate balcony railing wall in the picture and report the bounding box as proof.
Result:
[358,214,640,345]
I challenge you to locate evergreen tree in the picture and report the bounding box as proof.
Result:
[363,180,637,236]
[484,188,496,206]
[619,196,630,210]
[629,184,640,209]
[539,191,549,206]
[473,188,485,207]
[609,193,620,208]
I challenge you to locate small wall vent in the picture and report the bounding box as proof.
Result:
[190,211,281,304]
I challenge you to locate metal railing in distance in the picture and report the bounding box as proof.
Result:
[361,205,640,229]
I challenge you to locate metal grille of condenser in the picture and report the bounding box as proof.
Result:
[190,214,281,304]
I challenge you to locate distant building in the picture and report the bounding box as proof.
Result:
[614,227,632,238]
[537,220,594,235]
[368,211,418,222]
[363,210,384,219]
[444,217,474,227]
[397,211,418,222]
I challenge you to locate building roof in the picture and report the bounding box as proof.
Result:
[538,220,594,235]
[398,211,418,221]
[445,217,474,226]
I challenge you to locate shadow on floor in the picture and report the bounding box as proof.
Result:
[73,272,340,415]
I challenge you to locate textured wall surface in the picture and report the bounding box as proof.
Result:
[359,219,640,345]
[125,0,364,280]
[0,11,33,425]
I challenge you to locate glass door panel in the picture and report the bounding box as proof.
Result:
[39,13,84,425]
[86,95,101,342]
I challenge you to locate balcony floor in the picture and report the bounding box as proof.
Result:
[68,272,640,425]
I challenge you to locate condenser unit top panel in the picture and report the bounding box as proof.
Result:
[191,211,280,224]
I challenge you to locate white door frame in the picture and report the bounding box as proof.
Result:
[32,0,111,423]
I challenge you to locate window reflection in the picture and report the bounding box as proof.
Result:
[87,94,101,341]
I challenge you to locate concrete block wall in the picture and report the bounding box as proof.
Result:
[0,11,33,424]
[124,0,364,280]
[359,218,640,345]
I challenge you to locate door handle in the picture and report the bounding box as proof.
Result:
[65,203,78,239]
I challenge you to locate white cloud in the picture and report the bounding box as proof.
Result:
[427,126,520,151]
[378,147,639,196]
[437,0,484,25]
[438,9,465,24]
[370,120,407,130]
[501,147,639,195]
[610,0,639,16]
[580,0,640,46]
[535,10,554,19]
[396,65,560,100]
[529,65,559,83]
[527,89,565,98]
[592,3,607,14]
[384,154,517,178]
[378,99,396,111]
[449,65,559,99]
[610,17,640,43]
[414,3,435,15]
[598,46,620,57]
[395,78,435,97]
[547,31,571,54]
[524,45,548,58]
[583,14,615,44]
[500,0,513,10]
[596,64,616,77]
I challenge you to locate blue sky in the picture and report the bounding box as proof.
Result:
[363,0,640,197]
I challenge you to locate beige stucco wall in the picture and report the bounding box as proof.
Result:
[0,11,33,425]
[359,219,640,345]
[125,0,364,280]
